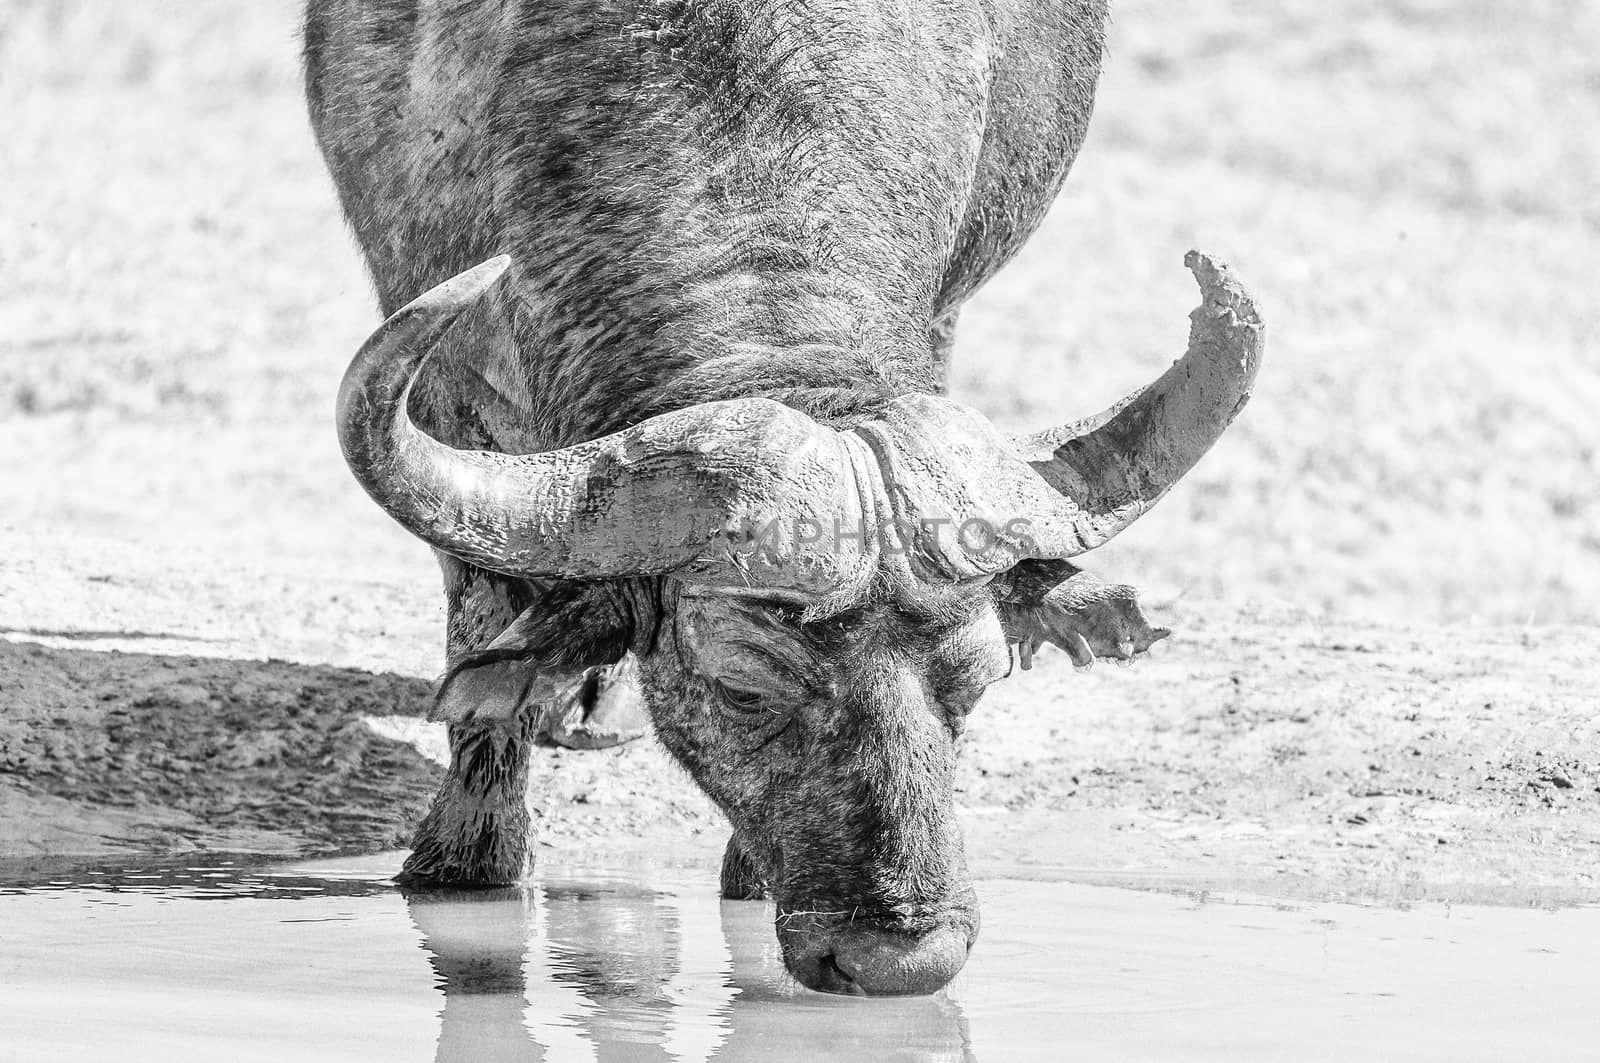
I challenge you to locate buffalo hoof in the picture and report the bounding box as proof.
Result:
[539,657,648,750]
[395,852,529,890]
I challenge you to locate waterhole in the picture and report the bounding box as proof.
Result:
[0,853,1594,1061]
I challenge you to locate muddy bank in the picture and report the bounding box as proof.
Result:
[0,643,439,857]
[3,613,1594,904]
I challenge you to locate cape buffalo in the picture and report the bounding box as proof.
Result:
[305,0,1262,995]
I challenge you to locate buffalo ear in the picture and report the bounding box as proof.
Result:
[996,559,1171,671]
[432,581,646,726]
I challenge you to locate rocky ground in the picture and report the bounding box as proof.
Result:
[2,1,1596,904]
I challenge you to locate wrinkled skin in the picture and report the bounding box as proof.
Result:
[304,0,1155,994]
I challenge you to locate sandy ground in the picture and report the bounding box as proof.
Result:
[1,1,1597,903]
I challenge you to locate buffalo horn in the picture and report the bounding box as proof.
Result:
[334,256,875,595]
[1012,250,1265,553]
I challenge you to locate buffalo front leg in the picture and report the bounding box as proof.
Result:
[397,714,539,887]
[399,558,648,886]
[399,556,542,887]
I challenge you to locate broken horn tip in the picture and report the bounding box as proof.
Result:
[1182,248,1234,289]
[1183,249,1263,327]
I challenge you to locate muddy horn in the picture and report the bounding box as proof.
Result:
[1014,250,1265,553]
[857,252,1264,574]
[335,256,875,594]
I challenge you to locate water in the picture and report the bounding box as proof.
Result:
[1,854,1596,1063]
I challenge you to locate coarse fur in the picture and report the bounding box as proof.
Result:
[305,0,1113,993]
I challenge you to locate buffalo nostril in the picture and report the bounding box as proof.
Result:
[799,951,861,996]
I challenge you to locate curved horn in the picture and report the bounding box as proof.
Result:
[1014,249,1264,551]
[335,257,875,595]
[855,252,1263,578]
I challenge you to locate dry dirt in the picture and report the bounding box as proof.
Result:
[1,1,1597,903]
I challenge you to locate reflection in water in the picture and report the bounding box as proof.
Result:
[0,854,974,1062]
[6,858,1599,1061]
[409,887,539,1062]
[405,877,975,1063]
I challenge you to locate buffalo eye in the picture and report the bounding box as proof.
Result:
[714,681,767,714]
[712,681,795,751]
